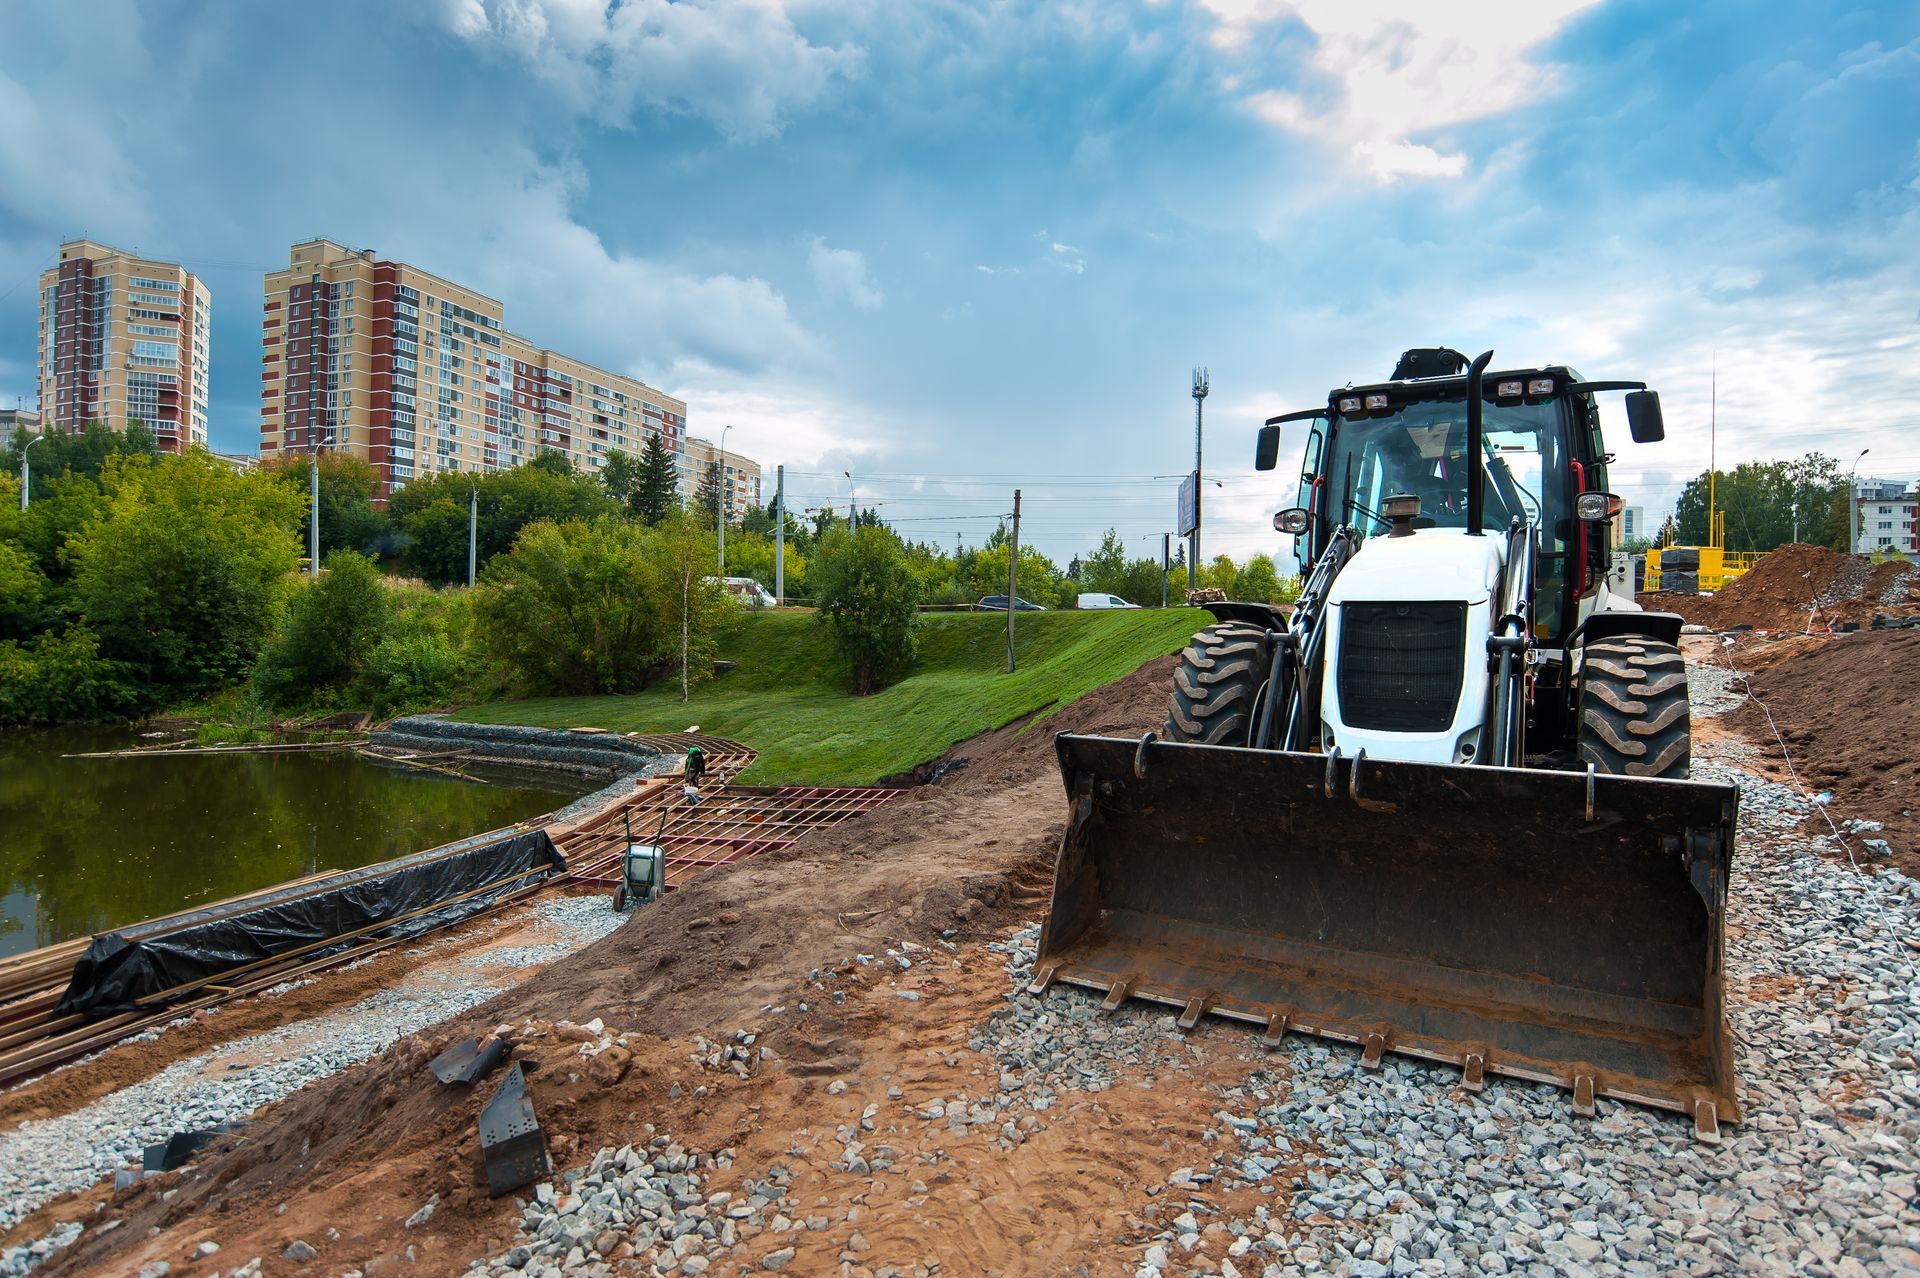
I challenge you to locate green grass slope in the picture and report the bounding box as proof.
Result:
[456,608,1206,785]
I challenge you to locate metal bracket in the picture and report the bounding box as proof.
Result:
[1572,1073,1597,1118]
[1349,749,1369,804]
[1176,993,1213,1032]
[1261,1010,1293,1049]
[1133,732,1156,779]
[478,1062,549,1198]
[1692,1098,1722,1144]
[1460,1052,1487,1093]
[1360,1031,1388,1070]
[1099,973,1139,1013]
[1024,960,1059,996]
[1323,746,1342,799]
[430,1036,507,1086]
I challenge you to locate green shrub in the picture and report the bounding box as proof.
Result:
[358,631,469,717]
[812,525,920,693]
[0,626,145,724]
[253,551,392,709]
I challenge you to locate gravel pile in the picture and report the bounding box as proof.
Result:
[959,678,1919,1276]
[469,1135,803,1277]
[0,897,627,1264]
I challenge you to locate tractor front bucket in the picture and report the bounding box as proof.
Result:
[1032,733,1741,1138]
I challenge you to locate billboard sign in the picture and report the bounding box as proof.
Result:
[1177,471,1199,537]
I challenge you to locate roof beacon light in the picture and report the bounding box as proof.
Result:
[1528,377,1555,395]
[1496,380,1524,397]
[1364,393,1390,411]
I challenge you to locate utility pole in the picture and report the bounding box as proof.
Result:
[309,440,321,577]
[1847,448,1870,553]
[774,463,785,605]
[467,476,478,588]
[1191,367,1209,588]
[1006,489,1021,673]
[717,423,732,574]
[1162,532,1171,608]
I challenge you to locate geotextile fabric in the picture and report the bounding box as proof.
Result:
[55,828,566,1019]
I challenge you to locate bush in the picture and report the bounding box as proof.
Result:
[0,543,49,639]
[813,525,920,693]
[252,551,392,709]
[0,626,145,724]
[358,631,469,716]
[473,515,728,697]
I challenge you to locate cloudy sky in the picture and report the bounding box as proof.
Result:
[1,0,1915,561]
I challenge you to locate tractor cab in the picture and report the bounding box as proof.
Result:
[1260,348,1665,646]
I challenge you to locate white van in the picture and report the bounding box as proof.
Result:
[1076,592,1140,610]
[721,576,777,608]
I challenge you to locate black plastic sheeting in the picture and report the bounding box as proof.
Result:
[56,828,566,1020]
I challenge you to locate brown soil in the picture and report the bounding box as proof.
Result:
[1723,629,1920,879]
[45,656,1224,1278]
[1640,542,1920,632]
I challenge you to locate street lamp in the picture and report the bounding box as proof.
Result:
[844,470,855,523]
[18,433,46,512]
[717,423,732,574]
[1846,447,1870,553]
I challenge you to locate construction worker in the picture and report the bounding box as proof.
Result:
[683,744,707,805]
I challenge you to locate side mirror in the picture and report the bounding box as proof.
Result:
[1274,507,1310,535]
[1625,390,1664,443]
[1255,424,1281,471]
[1575,492,1620,522]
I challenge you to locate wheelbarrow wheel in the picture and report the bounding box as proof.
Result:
[612,883,628,912]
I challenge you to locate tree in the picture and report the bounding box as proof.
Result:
[813,524,920,693]
[0,420,159,502]
[1079,529,1130,597]
[66,451,304,700]
[599,448,644,512]
[260,451,387,557]
[389,457,616,584]
[966,543,1070,608]
[472,517,725,696]
[253,551,392,708]
[1672,453,1848,551]
[696,460,725,528]
[646,510,731,701]
[635,432,681,524]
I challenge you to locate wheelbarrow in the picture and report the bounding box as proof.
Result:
[612,808,667,912]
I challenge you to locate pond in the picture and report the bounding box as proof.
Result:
[0,726,597,959]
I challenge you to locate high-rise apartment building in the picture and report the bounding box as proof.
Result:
[681,435,763,520]
[260,240,701,499]
[37,241,211,449]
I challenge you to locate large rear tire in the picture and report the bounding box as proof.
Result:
[1577,635,1691,779]
[1165,622,1274,747]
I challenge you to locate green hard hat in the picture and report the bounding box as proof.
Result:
[687,745,704,755]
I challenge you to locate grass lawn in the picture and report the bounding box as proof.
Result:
[455,607,1206,785]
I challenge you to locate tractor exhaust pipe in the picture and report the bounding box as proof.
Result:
[1465,349,1493,536]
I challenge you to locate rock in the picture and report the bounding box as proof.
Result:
[588,1046,632,1087]
[137,1265,171,1278]
[404,1195,439,1229]
[193,1241,221,1259]
[283,1239,317,1261]
[764,1246,797,1270]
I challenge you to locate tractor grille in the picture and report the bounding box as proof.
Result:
[1337,602,1468,732]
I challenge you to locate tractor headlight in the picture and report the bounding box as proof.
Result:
[1575,492,1615,522]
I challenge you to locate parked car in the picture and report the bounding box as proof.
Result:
[720,576,777,607]
[1075,592,1140,609]
[974,595,1048,612]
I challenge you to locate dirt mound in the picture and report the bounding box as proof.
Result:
[1641,543,1920,631]
[44,654,1183,1278]
[1724,629,1920,879]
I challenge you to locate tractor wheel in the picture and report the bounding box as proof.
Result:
[612,883,628,913]
[1577,635,1691,779]
[1165,621,1274,747]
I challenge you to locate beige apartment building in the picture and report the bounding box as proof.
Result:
[259,240,718,500]
[681,435,763,521]
[38,241,212,449]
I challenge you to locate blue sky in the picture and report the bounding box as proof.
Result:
[1,0,1915,561]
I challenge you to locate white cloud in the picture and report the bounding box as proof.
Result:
[0,71,153,239]
[664,359,895,471]
[446,0,862,140]
[807,237,883,310]
[1209,0,1599,181]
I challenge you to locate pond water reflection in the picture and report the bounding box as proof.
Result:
[0,726,594,958]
